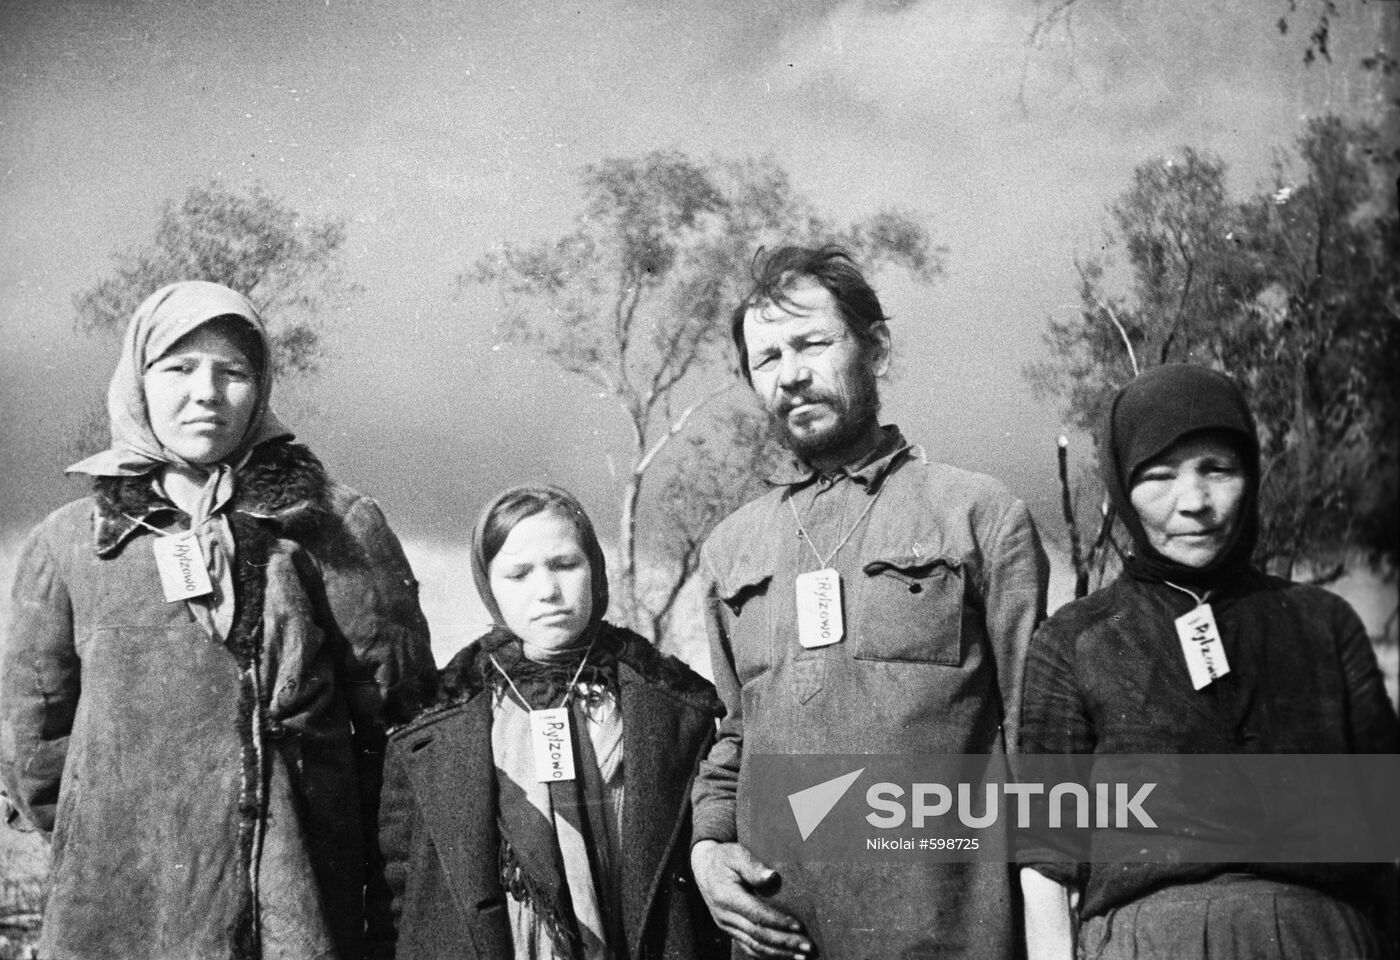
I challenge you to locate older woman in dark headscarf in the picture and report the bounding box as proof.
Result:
[379,485,726,960]
[0,281,436,960]
[1018,364,1399,960]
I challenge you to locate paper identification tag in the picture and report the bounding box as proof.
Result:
[796,568,844,649]
[530,707,576,782]
[152,532,213,603]
[1175,602,1230,690]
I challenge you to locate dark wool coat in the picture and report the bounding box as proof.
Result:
[1018,571,1400,921]
[380,624,728,960]
[0,441,437,960]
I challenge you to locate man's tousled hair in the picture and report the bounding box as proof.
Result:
[729,245,890,382]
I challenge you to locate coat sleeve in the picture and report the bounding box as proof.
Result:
[1014,615,1094,890]
[316,493,437,956]
[1330,595,1400,955]
[690,556,741,846]
[320,494,437,730]
[0,522,79,835]
[1334,597,1400,753]
[981,496,1050,753]
[373,733,419,960]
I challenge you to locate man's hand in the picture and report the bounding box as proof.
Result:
[691,839,812,958]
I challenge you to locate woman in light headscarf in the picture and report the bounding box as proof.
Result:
[0,281,436,960]
[1018,364,1399,960]
[379,485,726,960]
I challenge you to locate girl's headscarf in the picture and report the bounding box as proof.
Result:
[67,280,291,477]
[1101,364,1261,588]
[472,486,619,960]
[470,484,609,646]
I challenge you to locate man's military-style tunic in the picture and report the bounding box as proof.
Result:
[692,426,1049,959]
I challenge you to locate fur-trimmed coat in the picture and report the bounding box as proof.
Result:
[0,441,437,960]
[380,624,728,960]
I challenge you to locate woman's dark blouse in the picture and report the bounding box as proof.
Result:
[1017,570,1399,918]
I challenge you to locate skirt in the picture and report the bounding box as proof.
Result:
[1078,874,1383,960]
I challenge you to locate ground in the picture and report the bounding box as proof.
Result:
[0,828,44,959]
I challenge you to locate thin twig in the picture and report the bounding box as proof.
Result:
[633,383,735,478]
[1056,437,1089,598]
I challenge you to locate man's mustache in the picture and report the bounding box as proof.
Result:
[776,390,840,418]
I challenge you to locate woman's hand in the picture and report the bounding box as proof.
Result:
[691,840,812,959]
[1020,867,1076,960]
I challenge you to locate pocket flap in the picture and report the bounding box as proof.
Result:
[714,551,776,603]
[854,555,966,665]
[863,555,961,578]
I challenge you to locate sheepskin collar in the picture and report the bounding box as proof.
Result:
[415,622,722,728]
[90,441,331,557]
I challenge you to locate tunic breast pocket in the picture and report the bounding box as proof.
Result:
[854,556,964,666]
[718,569,775,685]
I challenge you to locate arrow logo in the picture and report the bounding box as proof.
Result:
[787,768,864,841]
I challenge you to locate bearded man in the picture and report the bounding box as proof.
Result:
[689,245,1049,959]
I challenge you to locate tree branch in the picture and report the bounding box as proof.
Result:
[1158,238,1195,364]
[1018,0,1082,111]
[633,382,736,479]
[612,265,645,400]
[1056,436,1091,598]
[647,538,704,649]
[647,321,708,410]
[1075,261,1140,375]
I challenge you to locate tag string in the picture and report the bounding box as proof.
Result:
[489,637,597,711]
[124,513,179,538]
[788,484,885,569]
[1163,580,1212,608]
[125,512,216,541]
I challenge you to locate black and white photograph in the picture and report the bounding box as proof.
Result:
[1,1,1396,957]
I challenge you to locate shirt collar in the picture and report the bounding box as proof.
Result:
[767,424,912,494]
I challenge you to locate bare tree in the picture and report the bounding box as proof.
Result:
[1020,0,1396,110]
[75,180,357,378]
[68,181,359,460]
[467,151,943,642]
[1029,115,1397,594]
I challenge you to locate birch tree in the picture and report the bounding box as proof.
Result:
[75,180,356,378]
[468,151,942,641]
[1028,115,1397,592]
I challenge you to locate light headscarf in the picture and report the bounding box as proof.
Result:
[66,280,291,478]
[1101,364,1261,588]
[67,281,293,645]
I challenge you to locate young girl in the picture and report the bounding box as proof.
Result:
[381,485,725,959]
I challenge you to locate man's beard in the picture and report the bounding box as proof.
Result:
[773,365,881,464]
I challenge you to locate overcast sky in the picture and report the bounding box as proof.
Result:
[1,1,1392,649]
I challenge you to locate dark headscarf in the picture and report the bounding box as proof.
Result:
[1102,364,1260,588]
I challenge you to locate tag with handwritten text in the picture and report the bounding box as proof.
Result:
[1175,603,1230,690]
[530,707,576,782]
[796,568,844,649]
[152,532,213,603]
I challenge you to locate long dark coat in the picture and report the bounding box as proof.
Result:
[380,625,727,960]
[0,441,437,960]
